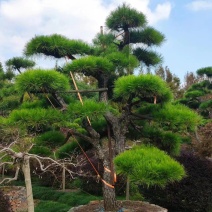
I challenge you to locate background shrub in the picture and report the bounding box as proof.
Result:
[139,151,212,212]
[0,189,12,212]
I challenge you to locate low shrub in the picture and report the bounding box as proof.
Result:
[33,186,64,201]
[58,192,99,206]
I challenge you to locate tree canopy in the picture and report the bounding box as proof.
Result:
[0,3,204,212]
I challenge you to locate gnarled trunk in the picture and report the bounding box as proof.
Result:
[105,112,129,154]
[22,156,34,212]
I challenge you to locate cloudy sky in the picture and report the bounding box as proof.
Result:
[0,0,211,81]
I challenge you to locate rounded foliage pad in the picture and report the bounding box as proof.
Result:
[114,74,173,103]
[114,145,185,187]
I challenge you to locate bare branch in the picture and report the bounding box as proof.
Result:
[0,162,13,167]
[28,154,75,177]
[0,166,20,184]
[130,113,153,120]
[66,127,98,145]
[0,147,23,159]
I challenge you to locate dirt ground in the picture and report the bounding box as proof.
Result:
[71,200,167,212]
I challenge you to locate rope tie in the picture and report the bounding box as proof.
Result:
[70,131,115,189]
[65,57,114,188]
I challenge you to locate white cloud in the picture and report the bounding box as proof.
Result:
[147,2,172,24]
[187,0,212,11]
[0,0,172,68]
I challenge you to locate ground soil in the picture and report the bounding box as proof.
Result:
[71,200,167,212]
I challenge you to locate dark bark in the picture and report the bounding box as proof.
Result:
[102,158,118,211]
[97,73,109,102]
[105,111,130,154]
[52,92,67,109]
[17,68,22,74]
[82,113,119,211]
[118,27,129,50]
[123,28,130,46]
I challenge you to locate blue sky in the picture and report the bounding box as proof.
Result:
[0,0,211,82]
[154,0,212,81]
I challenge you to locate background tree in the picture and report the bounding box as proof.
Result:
[5,57,35,74]
[155,65,183,99]
[0,74,84,212]
[178,67,212,157]
[0,62,20,116]
[183,71,200,90]
[179,67,212,118]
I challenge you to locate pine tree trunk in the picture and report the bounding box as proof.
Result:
[22,156,34,212]
[52,92,67,109]
[95,143,117,211]
[102,162,117,211]
[105,112,129,154]
[97,74,109,102]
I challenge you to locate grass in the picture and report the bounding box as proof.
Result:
[33,186,100,212]
[6,179,101,211]
[35,201,70,212]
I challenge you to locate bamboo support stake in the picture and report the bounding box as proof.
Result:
[70,72,84,104]
[126,176,130,200]
[69,72,91,125]
[65,56,91,125]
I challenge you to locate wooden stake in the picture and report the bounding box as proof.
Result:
[62,163,65,191]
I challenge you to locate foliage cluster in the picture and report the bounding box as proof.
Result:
[114,145,185,187]
[152,103,202,132]
[6,57,35,73]
[64,56,114,76]
[24,34,91,59]
[8,108,64,130]
[16,69,70,93]
[114,74,172,103]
